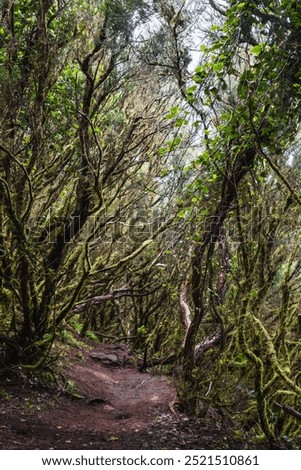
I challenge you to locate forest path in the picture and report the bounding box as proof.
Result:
[0,343,240,449]
[55,343,176,437]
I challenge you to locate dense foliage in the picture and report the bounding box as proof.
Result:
[1,0,301,447]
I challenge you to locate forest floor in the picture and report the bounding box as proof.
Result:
[0,342,276,450]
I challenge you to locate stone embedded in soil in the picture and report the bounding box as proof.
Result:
[90,352,119,364]
[103,404,115,412]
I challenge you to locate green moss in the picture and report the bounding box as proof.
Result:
[0,287,13,329]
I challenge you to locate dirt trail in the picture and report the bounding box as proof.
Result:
[0,343,246,450]
[47,343,175,435]
[0,343,179,450]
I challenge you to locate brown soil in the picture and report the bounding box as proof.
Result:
[0,343,270,450]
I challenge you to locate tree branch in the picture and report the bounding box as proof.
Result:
[71,286,160,315]
[208,0,226,16]
[274,401,301,421]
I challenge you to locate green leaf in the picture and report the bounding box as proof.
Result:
[251,44,263,55]
[158,147,166,156]
[177,209,188,218]
[167,136,182,150]
[166,106,180,119]
[186,85,197,95]
[213,62,224,72]
[175,118,188,127]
